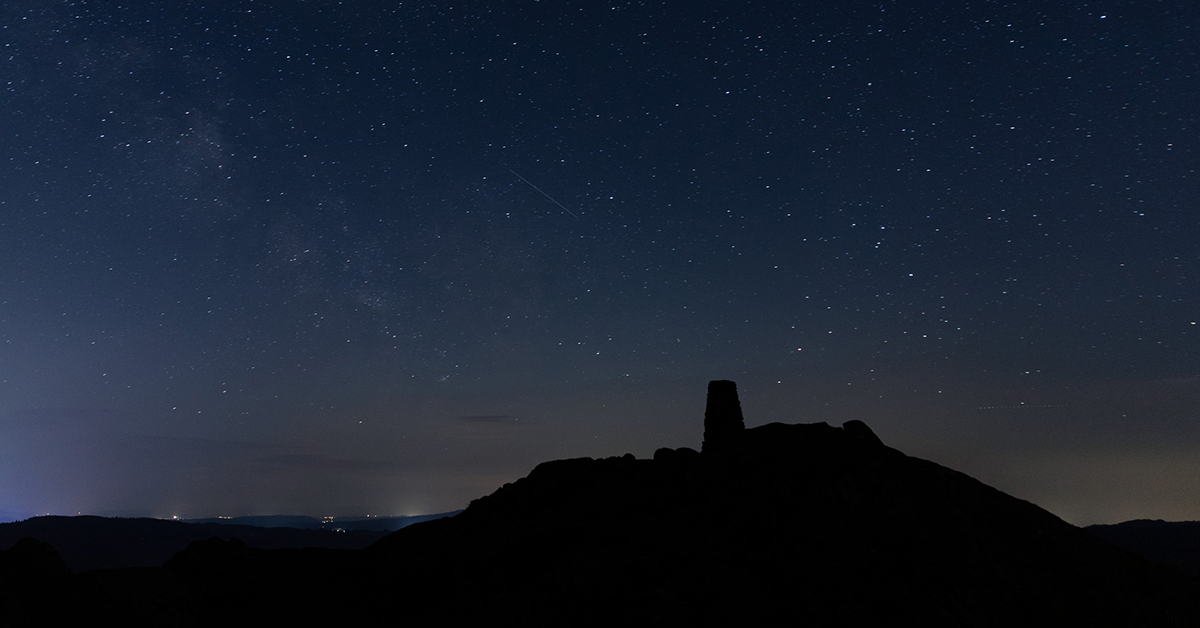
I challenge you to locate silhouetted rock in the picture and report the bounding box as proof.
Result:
[843,418,884,447]
[701,379,744,453]
[653,446,701,465]
[366,415,1200,626]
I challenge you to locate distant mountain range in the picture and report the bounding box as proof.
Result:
[2,383,1198,625]
[0,511,458,572]
[1086,520,1200,577]
[183,512,460,532]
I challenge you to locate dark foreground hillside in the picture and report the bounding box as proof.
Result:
[3,381,1198,626]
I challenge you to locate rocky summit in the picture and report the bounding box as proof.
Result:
[365,416,1199,626]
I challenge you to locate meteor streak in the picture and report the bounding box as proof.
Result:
[509,169,580,219]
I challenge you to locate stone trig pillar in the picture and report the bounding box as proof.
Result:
[702,380,745,453]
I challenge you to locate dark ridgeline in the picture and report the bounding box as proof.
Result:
[0,515,393,573]
[0,538,71,626]
[0,511,459,574]
[1088,520,1200,577]
[3,380,1200,626]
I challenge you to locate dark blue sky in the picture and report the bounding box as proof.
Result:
[2,0,1197,525]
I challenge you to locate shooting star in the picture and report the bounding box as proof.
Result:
[968,403,1071,411]
[509,169,580,219]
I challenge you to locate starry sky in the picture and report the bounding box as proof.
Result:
[1,1,1197,526]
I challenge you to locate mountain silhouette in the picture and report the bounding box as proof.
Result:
[1087,520,1200,577]
[3,381,1198,625]
[361,418,1199,625]
[0,515,391,572]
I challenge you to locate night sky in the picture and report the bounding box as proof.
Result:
[2,1,1197,526]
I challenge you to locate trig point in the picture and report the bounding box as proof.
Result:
[702,380,745,453]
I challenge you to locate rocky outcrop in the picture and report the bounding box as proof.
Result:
[363,382,1200,626]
